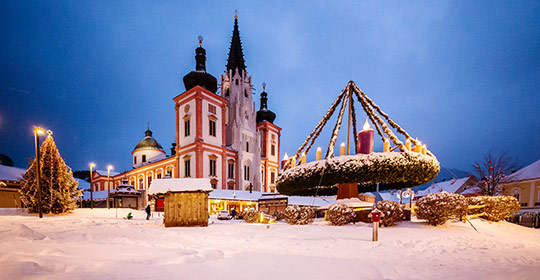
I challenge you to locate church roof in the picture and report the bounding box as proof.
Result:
[133,129,164,152]
[256,84,276,124]
[226,15,246,72]
[183,37,218,93]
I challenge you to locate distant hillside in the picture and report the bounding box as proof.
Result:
[412,167,469,191]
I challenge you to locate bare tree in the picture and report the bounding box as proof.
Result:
[472,151,520,196]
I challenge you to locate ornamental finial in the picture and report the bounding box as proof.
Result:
[234,9,238,19]
[262,82,266,91]
[198,35,203,47]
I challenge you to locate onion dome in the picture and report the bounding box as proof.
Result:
[133,128,164,152]
[183,36,218,93]
[256,83,276,124]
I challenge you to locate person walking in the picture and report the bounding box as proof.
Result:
[145,204,151,220]
[231,208,237,220]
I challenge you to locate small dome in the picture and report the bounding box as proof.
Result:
[133,129,164,152]
[256,87,276,124]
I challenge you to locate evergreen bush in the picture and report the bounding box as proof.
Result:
[372,200,404,226]
[326,203,354,226]
[416,192,468,226]
[243,208,259,223]
[467,196,520,221]
[284,205,314,225]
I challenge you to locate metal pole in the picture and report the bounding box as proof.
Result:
[89,164,93,209]
[34,130,43,218]
[107,169,110,209]
[373,221,379,241]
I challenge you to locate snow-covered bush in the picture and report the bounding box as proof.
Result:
[284,205,314,225]
[371,201,404,227]
[326,203,354,226]
[416,192,468,226]
[243,208,259,223]
[273,210,284,221]
[467,196,520,221]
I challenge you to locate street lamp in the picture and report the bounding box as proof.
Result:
[33,127,45,218]
[107,165,113,209]
[89,163,95,209]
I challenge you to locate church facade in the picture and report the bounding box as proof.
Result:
[91,15,281,206]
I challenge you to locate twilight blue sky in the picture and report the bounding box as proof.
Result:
[1,1,539,175]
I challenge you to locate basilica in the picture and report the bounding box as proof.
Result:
[90,15,281,207]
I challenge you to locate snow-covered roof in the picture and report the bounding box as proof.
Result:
[148,178,212,195]
[80,190,108,200]
[416,177,472,197]
[0,165,25,181]
[110,184,140,195]
[95,170,121,177]
[76,179,90,190]
[319,197,372,210]
[506,158,540,183]
[209,189,266,201]
[288,196,335,207]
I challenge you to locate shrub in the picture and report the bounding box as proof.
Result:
[372,200,404,227]
[273,210,284,221]
[467,196,520,221]
[243,208,259,223]
[416,192,468,226]
[284,205,315,225]
[326,203,354,226]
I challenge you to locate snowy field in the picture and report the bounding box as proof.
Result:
[1,208,539,280]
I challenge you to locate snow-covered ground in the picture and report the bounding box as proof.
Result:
[1,208,539,280]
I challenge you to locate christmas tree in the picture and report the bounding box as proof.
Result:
[19,134,82,214]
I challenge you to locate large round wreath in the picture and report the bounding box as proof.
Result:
[276,152,440,196]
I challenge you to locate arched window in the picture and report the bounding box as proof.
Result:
[246,142,249,152]
[244,89,248,97]
[225,88,230,97]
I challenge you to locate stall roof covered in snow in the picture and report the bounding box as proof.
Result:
[319,197,372,210]
[506,158,540,183]
[209,189,268,201]
[0,165,25,181]
[148,178,212,195]
[288,196,335,207]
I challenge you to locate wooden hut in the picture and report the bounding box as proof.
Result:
[149,178,212,227]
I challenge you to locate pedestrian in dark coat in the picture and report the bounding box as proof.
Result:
[231,208,237,220]
[145,205,151,220]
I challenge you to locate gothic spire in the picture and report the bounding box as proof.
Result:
[226,11,246,72]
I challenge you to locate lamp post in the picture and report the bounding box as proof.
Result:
[89,163,95,209]
[107,165,113,209]
[33,127,45,218]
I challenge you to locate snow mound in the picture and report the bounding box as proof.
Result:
[12,224,46,240]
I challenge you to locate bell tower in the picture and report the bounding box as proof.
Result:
[220,11,261,191]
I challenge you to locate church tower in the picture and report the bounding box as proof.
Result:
[220,13,261,191]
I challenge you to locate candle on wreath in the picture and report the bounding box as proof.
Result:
[300,152,306,165]
[405,138,412,151]
[412,139,422,153]
[421,144,427,155]
[357,119,374,154]
[383,139,390,152]
[281,153,289,169]
[316,147,322,161]
[340,142,346,156]
[290,156,297,168]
